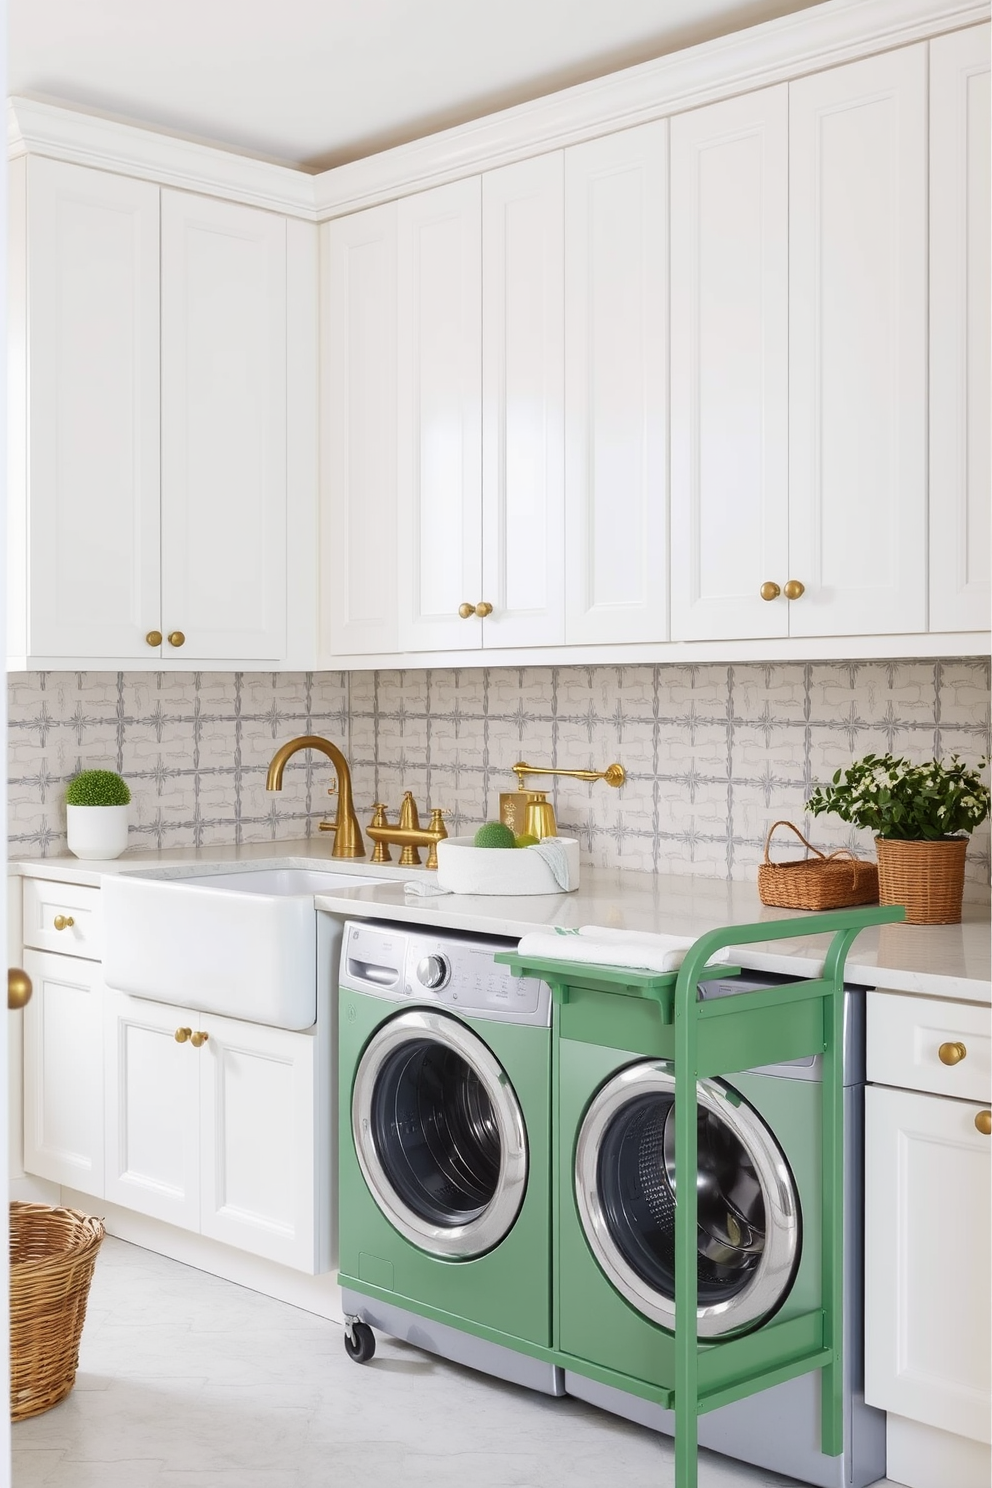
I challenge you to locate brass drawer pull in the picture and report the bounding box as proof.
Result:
[474,601,493,618]
[975,1110,991,1136]
[191,1030,209,1048]
[167,631,185,648]
[759,582,781,601]
[53,915,75,931]
[783,579,805,600]
[938,1041,967,1066]
[146,630,163,647]
[175,1027,192,1044]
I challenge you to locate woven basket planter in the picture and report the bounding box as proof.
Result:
[10,1202,105,1422]
[874,836,969,925]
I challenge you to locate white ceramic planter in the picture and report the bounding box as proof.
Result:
[66,803,129,860]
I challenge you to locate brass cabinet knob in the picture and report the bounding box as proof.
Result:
[474,601,493,618]
[8,968,32,1011]
[167,631,185,647]
[458,603,474,619]
[759,582,781,601]
[145,630,163,647]
[938,1041,967,1066]
[975,1110,992,1136]
[783,579,805,600]
[175,1027,192,1043]
[191,1030,209,1048]
[53,915,75,931]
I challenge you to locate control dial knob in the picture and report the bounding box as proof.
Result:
[416,954,450,990]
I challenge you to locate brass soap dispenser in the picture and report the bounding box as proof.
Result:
[499,761,626,838]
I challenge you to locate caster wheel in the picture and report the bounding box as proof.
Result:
[344,1321,376,1364]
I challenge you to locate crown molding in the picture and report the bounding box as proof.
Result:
[7,97,318,219]
[312,0,991,219]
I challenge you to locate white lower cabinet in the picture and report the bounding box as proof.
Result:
[22,948,105,1194]
[866,991,992,1488]
[104,990,322,1273]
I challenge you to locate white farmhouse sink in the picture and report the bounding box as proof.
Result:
[102,867,379,1029]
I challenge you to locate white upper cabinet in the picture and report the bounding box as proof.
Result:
[929,24,991,635]
[481,152,565,649]
[396,178,483,652]
[788,44,928,638]
[564,123,668,646]
[160,191,288,661]
[8,156,161,661]
[670,87,789,642]
[321,202,398,657]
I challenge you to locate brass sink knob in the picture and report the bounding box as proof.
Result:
[474,601,493,618]
[53,915,75,931]
[175,1027,192,1043]
[760,582,781,601]
[783,579,805,601]
[146,630,163,647]
[938,1041,967,1066]
[458,603,474,619]
[191,1031,209,1048]
[168,631,186,647]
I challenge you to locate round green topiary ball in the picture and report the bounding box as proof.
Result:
[65,769,131,806]
[473,821,516,849]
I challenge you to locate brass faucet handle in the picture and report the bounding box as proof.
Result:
[424,809,450,871]
[368,803,393,864]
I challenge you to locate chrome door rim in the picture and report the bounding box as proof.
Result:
[575,1062,800,1337]
[352,1008,528,1259]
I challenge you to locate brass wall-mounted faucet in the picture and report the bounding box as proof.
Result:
[366,792,449,869]
[265,735,365,859]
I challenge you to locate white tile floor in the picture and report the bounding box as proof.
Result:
[12,1238,902,1488]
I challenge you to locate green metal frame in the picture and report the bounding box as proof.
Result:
[497,904,904,1488]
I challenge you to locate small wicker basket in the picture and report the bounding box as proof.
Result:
[757,821,879,911]
[874,835,968,925]
[10,1202,105,1422]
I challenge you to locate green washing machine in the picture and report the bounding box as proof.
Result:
[553,968,885,1488]
[337,919,562,1394]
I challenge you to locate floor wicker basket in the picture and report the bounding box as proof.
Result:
[10,1202,105,1422]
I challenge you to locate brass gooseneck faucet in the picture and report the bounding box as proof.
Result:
[265,735,365,859]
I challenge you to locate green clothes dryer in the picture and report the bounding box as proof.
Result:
[337,920,562,1394]
[554,970,885,1488]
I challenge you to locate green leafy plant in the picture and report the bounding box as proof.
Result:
[65,769,131,807]
[806,753,990,841]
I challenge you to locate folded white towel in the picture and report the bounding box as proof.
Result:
[530,837,573,891]
[515,924,723,974]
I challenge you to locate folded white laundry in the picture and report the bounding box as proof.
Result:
[515,924,725,974]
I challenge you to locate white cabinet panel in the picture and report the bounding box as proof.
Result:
[199,1014,317,1271]
[564,123,668,645]
[161,191,288,661]
[789,44,928,637]
[22,949,104,1193]
[397,178,483,651]
[670,87,789,642]
[929,24,991,633]
[11,157,161,661]
[865,1084,991,1444]
[104,990,200,1230]
[481,153,565,648]
[321,203,398,656]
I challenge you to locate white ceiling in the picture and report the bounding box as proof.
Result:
[9,0,822,172]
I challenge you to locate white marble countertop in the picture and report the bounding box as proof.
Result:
[12,840,990,1004]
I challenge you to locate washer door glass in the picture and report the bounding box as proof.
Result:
[353,1008,528,1259]
[575,1062,800,1337]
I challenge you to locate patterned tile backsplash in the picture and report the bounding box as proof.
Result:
[8,659,991,897]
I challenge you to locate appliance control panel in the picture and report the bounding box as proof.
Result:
[341,921,551,1026]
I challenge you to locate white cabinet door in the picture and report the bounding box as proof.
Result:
[929,24,991,633]
[321,202,398,657]
[198,1014,317,1271]
[789,44,928,638]
[11,157,160,661]
[865,1084,991,1444]
[670,87,789,642]
[161,191,288,661]
[397,178,483,651]
[104,991,200,1230]
[22,949,104,1193]
[481,153,565,649]
[564,123,668,645]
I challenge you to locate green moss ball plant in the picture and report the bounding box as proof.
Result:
[473,821,516,849]
[65,770,131,806]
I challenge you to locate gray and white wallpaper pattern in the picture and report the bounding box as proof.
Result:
[8,659,991,896]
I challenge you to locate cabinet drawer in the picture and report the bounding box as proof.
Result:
[868,991,991,1103]
[22,878,103,960]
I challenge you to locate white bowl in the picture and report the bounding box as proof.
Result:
[435,836,579,895]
